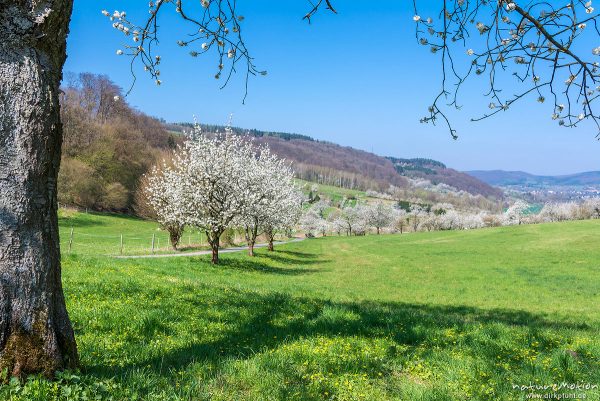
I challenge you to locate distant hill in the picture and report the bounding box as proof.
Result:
[467,170,600,187]
[387,158,504,199]
[169,123,502,199]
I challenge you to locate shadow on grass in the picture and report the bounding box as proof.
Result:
[209,257,324,275]
[256,250,327,267]
[83,281,594,396]
[272,249,319,258]
[58,215,108,228]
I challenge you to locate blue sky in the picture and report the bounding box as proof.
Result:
[65,1,599,175]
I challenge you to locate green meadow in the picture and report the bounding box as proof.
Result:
[2,211,600,400]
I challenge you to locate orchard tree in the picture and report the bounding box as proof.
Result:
[300,207,330,238]
[503,200,529,225]
[236,146,300,256]
[408,205,426,232]
[164,129,257,264]
[144,163,185,250]
[394,209,409,234]
[365,202,395,234]
[4,0,600,380]
[340,205,367,236]
[583,198,600,218]
[262,183,303,252]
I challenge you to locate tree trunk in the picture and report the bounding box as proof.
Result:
[206,232,220,264]
[244,225,258,257]
[264,227,275,251]
[168,225,183,250]
[0,0,78,377]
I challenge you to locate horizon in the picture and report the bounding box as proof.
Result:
[65,1,600,176]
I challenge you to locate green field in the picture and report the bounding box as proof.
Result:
[58,209,257,256]
[2,212,600,400]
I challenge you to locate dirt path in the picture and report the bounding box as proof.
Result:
[114,238,305,259]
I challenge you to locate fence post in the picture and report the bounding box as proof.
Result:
[120,234,123,255]
[68,227,73,254]
[151,233,155,254]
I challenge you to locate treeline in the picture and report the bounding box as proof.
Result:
[387,157,446,175]
[387,156,503,199]
[294,163,397,191]
[59,73,180,212]
[167,122,315,142]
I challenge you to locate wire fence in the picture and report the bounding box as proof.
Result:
[58,228,223,257]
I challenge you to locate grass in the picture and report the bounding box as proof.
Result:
[58,209,252,256]
[2,211,600,400]
[295,179,368,206]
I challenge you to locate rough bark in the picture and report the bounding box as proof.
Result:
[0,0,78,377]
[206,231,220,264]
[264,226,275,251]
[244,223,258,257]
[167,224,183,250]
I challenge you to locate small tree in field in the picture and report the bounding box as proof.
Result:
[300,208,325,238]
[144,163,185,250]
[408,205,426,232]
[503,200,529,225]
[340,205,367,236]
[394,209,409,234]
[165,130,257,264]
[236,146,301,256]
[365,202,395,234]
[261,180,303,252]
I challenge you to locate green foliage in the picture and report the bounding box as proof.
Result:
[3,214,600,400]
[386,157,446,175]
[57,209,209,256]
[58,73,179,212]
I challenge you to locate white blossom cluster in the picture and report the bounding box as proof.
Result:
[299,196,600,237]
[144,126,302,262]
[233,145,303,254]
